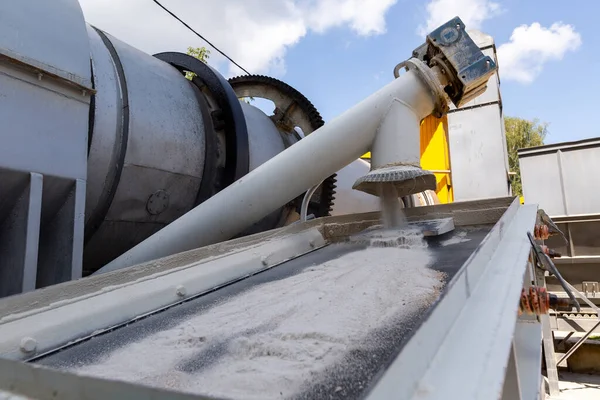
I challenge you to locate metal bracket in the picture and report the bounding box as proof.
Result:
[410,16,497,108]
[582,281,599,298]
[527,232,580,312]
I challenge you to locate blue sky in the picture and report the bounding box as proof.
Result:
[80,0,590,144]
[281,1,589,144]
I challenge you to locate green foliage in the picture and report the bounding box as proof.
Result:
[184,45,252,103]
[505,116,547,196]
[185,46,210,80]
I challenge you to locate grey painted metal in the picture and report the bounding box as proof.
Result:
[241,102,287,171]
[519,138,600,216]
[501,343,521,400]
[83,30,208,273]
[0,62,89,181]
[0,173,43,296]
[0,229,325,360]
[512,320,544,400]
[96,68,440,273]
[0,198,538,398]
[553,313,600,332]
[521,142,600,334]
[448,31,501,110]
[448,105,510,201]
[0,357,219,400]
[542,313,560,396]
[558,319,600,366]
[535,259,561,397]
[446,30,510,202]
[0,0,90,297]
[36,179,86,288]
[552,280,600,367]
[0,0,92,89]
[84,25,128,232]
[365,200,537,400]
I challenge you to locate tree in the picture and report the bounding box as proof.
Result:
[505,116,547,196]
[185,46,210,80]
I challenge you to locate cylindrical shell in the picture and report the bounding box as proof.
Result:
[84,27,206,272]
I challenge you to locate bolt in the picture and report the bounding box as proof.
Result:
[37,73,43,81]
[175,285,187,297]
[20,337,37,353]
[261,256,268,266]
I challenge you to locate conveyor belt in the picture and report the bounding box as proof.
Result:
[35,226,491,400]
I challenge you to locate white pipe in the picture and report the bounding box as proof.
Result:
[371,98,421,169]
[95,69,438,274]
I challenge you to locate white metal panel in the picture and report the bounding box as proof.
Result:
[448,105,510,201]
[519,153,565,215]
[0,65,89,180]
[520,139,600,216]
[559,148,600,215]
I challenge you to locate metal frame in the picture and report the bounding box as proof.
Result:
[0,357,221,400]
[365,199,539,399]
[0,197,543,400]
[519,137,600,396]
[0,227,325,361]
[0,0,91,297]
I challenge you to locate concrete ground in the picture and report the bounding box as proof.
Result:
[547,373,600,399]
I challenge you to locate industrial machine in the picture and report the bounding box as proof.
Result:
[363,30,511,205]
[0,0,339,297]
[0,1,575,399]
[519,138,600,396]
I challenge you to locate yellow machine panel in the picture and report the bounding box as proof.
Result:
[360,115,453,203]
[420,115,453,203]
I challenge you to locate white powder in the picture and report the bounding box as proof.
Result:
[70,244,443,400]
[440,231,471,247]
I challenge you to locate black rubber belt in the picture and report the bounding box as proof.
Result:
[154,52,250,187]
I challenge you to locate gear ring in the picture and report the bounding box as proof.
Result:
[228,75,337,219]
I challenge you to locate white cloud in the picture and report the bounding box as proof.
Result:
[78,0,397,77]
[497,22,582,84]
[305,0,397,35]
[418,0,501,36]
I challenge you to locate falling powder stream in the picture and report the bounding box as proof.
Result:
[69,245,444,400]
[378,183,406,229]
